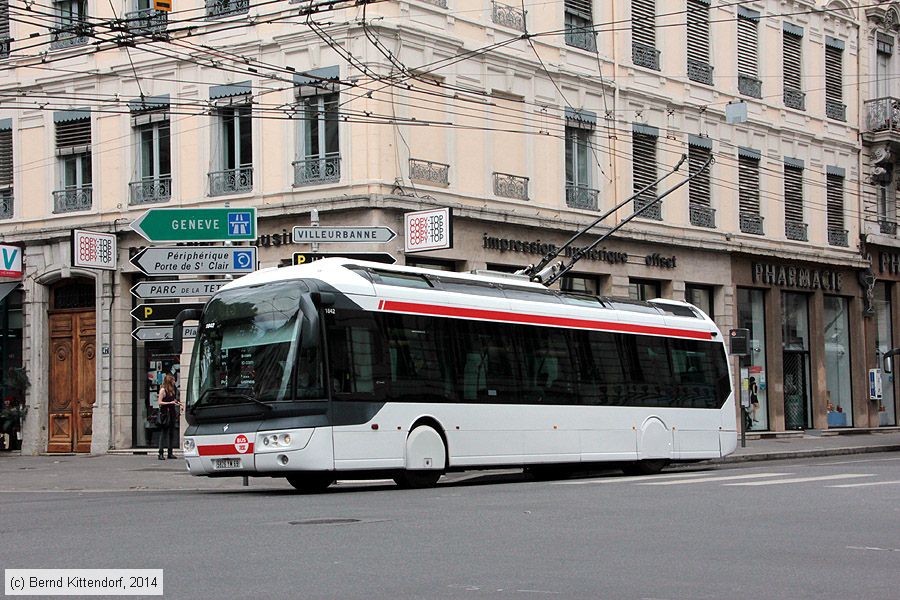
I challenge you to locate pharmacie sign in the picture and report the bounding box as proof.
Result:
[752,262,844,291]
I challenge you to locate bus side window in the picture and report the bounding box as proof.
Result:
[326,311,385,399]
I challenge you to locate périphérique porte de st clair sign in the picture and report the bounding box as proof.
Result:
[130,247,257,276]
[130,207,256,242]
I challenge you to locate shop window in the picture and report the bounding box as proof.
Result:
[824,295,852,427]
[405,257,458,272]
[562,274,600,295]
[737,288,768,431]
[782,292,811,429]
[629,278,661,301]
[685,284,714,319]
[874,282,896,426]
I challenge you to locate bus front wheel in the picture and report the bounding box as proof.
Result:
[622,459,669,476]
[286,473,335,493]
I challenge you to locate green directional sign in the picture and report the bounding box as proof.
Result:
[130,207,256,242]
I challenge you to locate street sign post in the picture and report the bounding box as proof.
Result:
[292,252,396,265]
[292,226,396,244]
[130,207,256,243]
[131,303,204,323]
[132,325,198,342]
[130,246,257,276]
[130,279,226,300]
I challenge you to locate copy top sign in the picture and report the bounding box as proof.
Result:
[405,207,452,253]
[72,230,117,271]
[0,244,23,278]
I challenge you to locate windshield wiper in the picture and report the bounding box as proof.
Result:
[192,386,273,413]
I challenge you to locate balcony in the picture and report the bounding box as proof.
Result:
[566,185,598,210]
[827,227,848,247]
[493,172,529,200]
[50,27,90,50]
[205,0,249,18]
[632,42,660,71]
[293,155,341,186]
[635,198,662,221]
[0,188,12,219]
[739,211,764,235]
[784,88,806,111]
[129,176,172,205]
[865,97,900,134]
[880,219,897,235]
[689,204,716,228]
[738,74,762,99]
[565,26,597,52]
[687,59,714,86]
[826,98,846,122]
[491,2,525,32]
[124,8,168,36]
[785,219,808,242]
[419,0,448,7]
[208,167,253,196]
[52,186,92,213]
[409,158,449,185]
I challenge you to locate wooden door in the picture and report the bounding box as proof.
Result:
[48,311,96,452]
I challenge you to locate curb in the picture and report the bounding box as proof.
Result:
[713,444,900,464]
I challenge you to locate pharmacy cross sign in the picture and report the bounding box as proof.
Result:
[130,207,256,242]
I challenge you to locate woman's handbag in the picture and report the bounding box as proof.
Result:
[157,407,171,428]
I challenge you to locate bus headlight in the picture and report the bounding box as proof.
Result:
[183,438,196,452]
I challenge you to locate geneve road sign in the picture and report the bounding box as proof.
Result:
[131,303,205,323]
[130,207,256,242]
[130,279,227,300]
[130,246,257,276]
[292,226,396,244]
[292,252,396,265]
[132,325,199,342]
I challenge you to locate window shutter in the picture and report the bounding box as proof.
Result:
[0,129,11,187]
[825,45,842,101]
[632,0,656,48]
[564,0,591,20]
[783,31,802,91]
[688,143,711,207]
[826,173,844,230]
[784,165,804,223]
[737,15,758,77]
[56,119,91,152]
[633,132,659,216]
[738,154,760,214]
[686,0,709,64]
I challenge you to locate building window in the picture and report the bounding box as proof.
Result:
[0,121,11,219]
[125,0,168,35]
[825,38,846,121]
[784,161,806,241]
[629,278,661,301]
[632,0,659,70]
[51,0,89,49]
[824,295,852,428]
[783,25,805,110]
[738,149,763,235]
[561,274,601,295]
[783,291,811,429]
[688,139,714,228]
[826,169,847,247]
[737,9,761,98]
[564,0,596,52]
[294,93,340,186]
[209,100,252,196]
[54,111,92,213]
[737,287,768,431]
[633,128,661,220]
[878,184,897,234]
[686,0,712,85]
[874,282,897,426]
[130,100,171,205]
[405,257,458,272]
[565,125,595,210]
[876,32,893,99]
[685,284,714,319]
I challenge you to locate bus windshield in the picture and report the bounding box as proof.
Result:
[187,281,323,411]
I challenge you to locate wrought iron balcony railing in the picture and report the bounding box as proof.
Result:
[880,219,897,235]
[205,0,249,18]
[566,185,598,210]
[493,172,529,200]
[785,219,808,241]
[739,211,764,235]
[635,198,662,221]
[409,158,449,185]
[632,42,660,71]
[784,88,806,111]
[565,26,597,52]
[50,27,90,50]
[865,97,900,133]
[419,0,448,7]
[208,167,253,196]
[826,98,846,122]
[687,59,713,86]
[491,1,525,32]
[124,8,168,35]
[0,188,12,219]
[293,155,341,186]
[738,74,762,99]
[53,186,92,213]
[827,227,848,247]
[689,203,716,228]
[129,176,172,205]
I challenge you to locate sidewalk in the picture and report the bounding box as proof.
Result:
[1,430,899,492]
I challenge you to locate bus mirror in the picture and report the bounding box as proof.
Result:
[173,309,202,355]
[311,292,335,308]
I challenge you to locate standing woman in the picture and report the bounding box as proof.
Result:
[157,373,180,460]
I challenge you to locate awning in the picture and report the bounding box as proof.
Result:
[53,109,90,123]
[128,94,170,112]
[0,282,20,303]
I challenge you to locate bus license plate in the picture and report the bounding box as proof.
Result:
[212,458,242,470]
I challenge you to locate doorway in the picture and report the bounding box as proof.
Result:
[783,350,810,429]
[47,280,96,453]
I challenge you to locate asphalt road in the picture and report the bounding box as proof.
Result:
[2,454,900,600]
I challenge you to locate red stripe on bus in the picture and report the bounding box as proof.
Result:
[379,300,714,340]
[198,443,255,456]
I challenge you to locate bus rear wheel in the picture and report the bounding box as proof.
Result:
[622,459,669,476]
[286,473,335,493]
[393,470,442,489]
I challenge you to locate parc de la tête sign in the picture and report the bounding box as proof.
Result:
[130,207,256,243]
[752,262,844,292]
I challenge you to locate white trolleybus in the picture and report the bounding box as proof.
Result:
[180,257,736,491]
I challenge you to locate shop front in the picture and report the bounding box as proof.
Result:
[732,256,869,431]
[862,246,900,427]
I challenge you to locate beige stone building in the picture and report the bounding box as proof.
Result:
[0,0,889,454]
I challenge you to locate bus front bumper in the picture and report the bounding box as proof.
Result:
[183,427,333,476]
